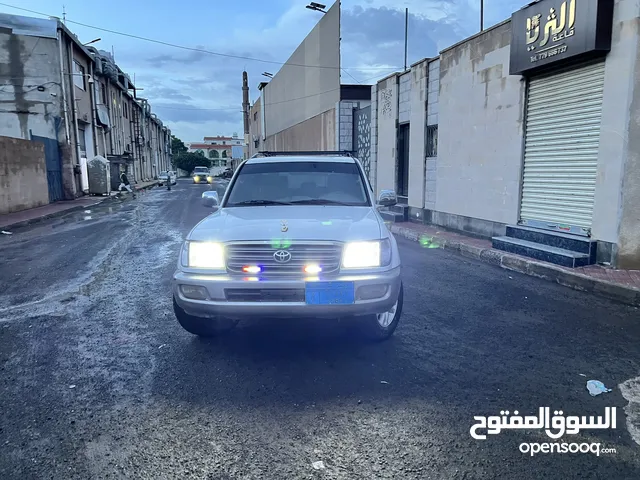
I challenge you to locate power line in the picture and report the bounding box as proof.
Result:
[0,2,403,73]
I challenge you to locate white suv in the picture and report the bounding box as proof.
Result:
[172,152,403,340]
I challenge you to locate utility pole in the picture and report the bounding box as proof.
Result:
[404,8,409,71]
[480,0,484,31]
[242,71,250,160]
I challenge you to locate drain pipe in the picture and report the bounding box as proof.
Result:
[66,36,83,194]
[57,28,71,147]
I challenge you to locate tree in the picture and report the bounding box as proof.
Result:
[171,135,187,156]
[172,152,211,174]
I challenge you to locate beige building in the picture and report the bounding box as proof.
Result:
[371,0,640,269]
[0,12,172,214]
[246,1,371,156]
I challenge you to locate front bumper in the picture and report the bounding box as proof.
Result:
[172,267,401,319]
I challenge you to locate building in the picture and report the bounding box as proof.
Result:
[370,0,640,269]
[0,12,172,214]
[246,1,371,158]
[187,134,242,167]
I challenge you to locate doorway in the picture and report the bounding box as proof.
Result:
[397,123,410,197]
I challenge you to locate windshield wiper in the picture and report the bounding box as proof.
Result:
[289,199,354,206]
[228,200,293,206]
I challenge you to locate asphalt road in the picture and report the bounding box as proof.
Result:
[1,180,639,480]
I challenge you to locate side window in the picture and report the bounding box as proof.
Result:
[73,60,85,90]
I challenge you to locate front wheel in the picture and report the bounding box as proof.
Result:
[357,282,403,341]
[173,298,238,337]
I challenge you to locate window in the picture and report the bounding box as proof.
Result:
[426,125,438,157]
[101,83,107,104]
[221,150,227,158]
[225,161,370,207]
[254,112,258,121]
[77,126,87,153]
[208,150,217,159]
[123,103,128,119]
[73,60,85,90]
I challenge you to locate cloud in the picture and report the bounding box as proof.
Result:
[92,0,523,141]
[151,104,242,125]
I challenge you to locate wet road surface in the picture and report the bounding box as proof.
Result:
[1,180,639,479]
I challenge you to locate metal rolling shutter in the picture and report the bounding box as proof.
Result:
[520,61,605,235]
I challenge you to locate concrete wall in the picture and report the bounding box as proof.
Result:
[248,97,262,157]
[369,85,379,193]
[0,136,49,214]
[263,108,336,151]
[262,1,340,137]
[0,31,64,141]
[425,59,440,210]
[375,74,398,196]
[590,0,640,268]
[407,60,428,211]
[437,21,526,226]
[398,72,411,124]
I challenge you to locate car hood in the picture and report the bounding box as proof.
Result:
[189,206,383,242]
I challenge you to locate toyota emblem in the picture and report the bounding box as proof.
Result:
[273,250,292,263]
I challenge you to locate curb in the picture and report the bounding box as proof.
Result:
[390,224,640,308]
[0,183,158,232]
[1,198,110,232]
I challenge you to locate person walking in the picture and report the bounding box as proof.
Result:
[118,168,136,198]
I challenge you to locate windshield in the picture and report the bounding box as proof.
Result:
[225,161,370,207]
[193,168,208,173]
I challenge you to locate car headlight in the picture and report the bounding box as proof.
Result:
[182,241,225,269]
[194,176,200,182]
[342,239,392,269]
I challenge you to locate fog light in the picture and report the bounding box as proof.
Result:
[304,264,322,274]
[243,266,261,274]
[356,284,388,300]
[180,285,208,300]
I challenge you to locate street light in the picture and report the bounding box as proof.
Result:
[306,2,326,13]
[84,38,101,46]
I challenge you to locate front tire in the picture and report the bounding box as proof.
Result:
[173,298,238,337]
[357,282,403,341]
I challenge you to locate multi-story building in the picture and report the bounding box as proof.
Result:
[187,134,243,168]
[0,12,172,215]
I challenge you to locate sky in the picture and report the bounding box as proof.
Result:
[2,0,525,142]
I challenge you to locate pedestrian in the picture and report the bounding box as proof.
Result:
[118,167,136,198]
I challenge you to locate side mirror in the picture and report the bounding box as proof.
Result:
[377,189,397,207]
[202,190,219,208]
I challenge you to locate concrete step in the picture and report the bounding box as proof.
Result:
[507,225,596,258]
[380,211,406,223]
[492,236,591,268]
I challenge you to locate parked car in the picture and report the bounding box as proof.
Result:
[158,171,177,186]
[172,151,403,340]
[192,166,213,184]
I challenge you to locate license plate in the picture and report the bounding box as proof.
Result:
[305,281,355,305]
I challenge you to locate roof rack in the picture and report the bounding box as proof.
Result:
[253,150,355,158]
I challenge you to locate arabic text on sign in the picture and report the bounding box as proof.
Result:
[525,0,576,51]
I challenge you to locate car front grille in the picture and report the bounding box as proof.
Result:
[224,288,305,302]
[226,242,343,276]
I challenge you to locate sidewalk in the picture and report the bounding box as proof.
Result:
[388,222,640,308]
[0,181,158,232]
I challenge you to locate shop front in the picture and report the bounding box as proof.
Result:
[510,0,615,238]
